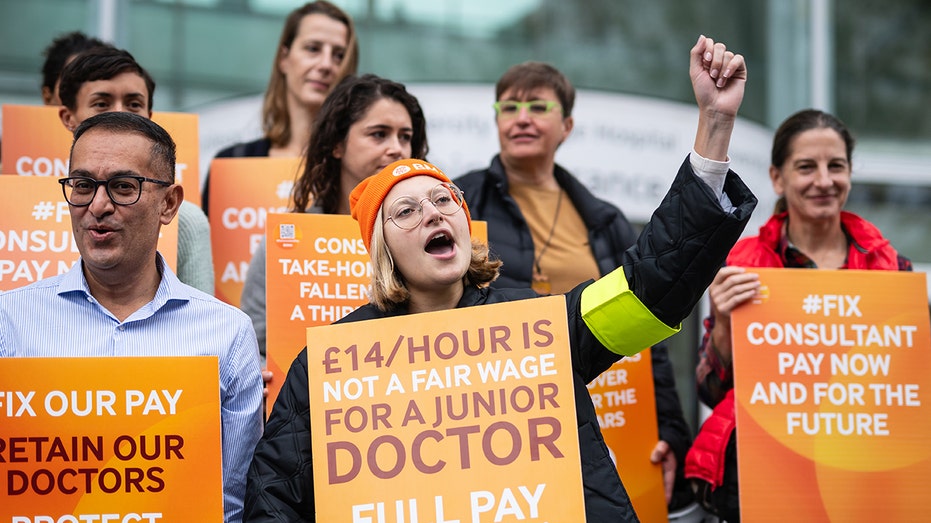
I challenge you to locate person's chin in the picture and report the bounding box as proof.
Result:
[503,147,545,162]
[805,209,841,222]
[81,254,121,272]
[429,262,468,284]
[301,90,327,107]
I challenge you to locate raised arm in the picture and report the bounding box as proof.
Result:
[580,37,757,357]
[691,34,747,161]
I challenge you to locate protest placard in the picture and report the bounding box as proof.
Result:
[589,351,666,520]
[306,296,586,521]
[732,269,931,521]
[207,157,301,306]
[265,213,369,414]
[0,356,223,521]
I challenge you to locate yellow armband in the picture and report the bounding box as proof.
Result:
[581,267,680,356]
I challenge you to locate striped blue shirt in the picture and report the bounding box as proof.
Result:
[0,255,263,523]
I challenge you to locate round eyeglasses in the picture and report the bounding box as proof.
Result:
[384,182,465,230]
[59,175,172,207]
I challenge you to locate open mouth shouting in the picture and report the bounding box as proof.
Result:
[425,230,456,258]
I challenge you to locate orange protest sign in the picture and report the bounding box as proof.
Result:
[1,105,202,206]
[151,111,201,205]
[731,269,931,521]
[265,213,488,416]
[0,176,177,291]
[306,296,586,521]
[1,105,71,177]
[0,356,223,521]
[207,158,301,306]
[588,351,666,521]
[265,213,369,415]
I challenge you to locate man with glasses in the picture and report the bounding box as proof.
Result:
[0,112,263,523]
[453,61,696,512]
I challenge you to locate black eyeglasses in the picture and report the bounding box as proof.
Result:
[384,183,465,230]
[59,175,172,207]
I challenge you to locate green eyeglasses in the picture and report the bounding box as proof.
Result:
[493,100,562,118]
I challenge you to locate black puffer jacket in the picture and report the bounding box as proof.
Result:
[243,157,757,522]
[455,155,694,506]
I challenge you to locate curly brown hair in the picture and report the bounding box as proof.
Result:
[291,74,429,213]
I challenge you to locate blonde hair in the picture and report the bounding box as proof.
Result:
[367,208,501,312]
[262,1,359,148]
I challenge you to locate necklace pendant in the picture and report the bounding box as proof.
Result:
[532,271,551,295]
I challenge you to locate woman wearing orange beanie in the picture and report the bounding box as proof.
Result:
[245,36,757,522]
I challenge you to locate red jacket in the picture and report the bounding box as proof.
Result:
[727,211,903,270]
[685,211,908,489]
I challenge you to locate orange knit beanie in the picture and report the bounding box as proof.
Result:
[349,158,472,251]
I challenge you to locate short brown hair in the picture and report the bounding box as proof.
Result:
[495,61,575,117]
[58,47,155,113]
[71,112,176,183]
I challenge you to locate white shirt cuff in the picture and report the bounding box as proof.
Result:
[690,149,735,212]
